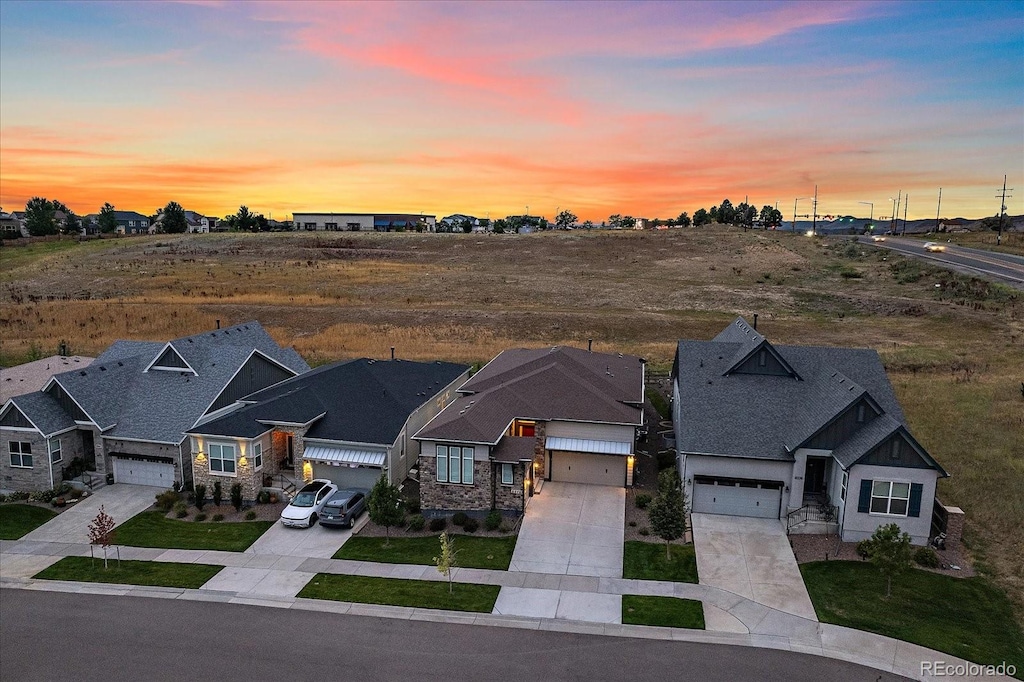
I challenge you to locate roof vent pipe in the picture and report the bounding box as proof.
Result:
[391,347,395,361]
[588,339,593,352]
[753,314,758,330]
[216,319,221,329]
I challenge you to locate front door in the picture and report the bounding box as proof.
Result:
[804,458,827,497]
[81,430,96,471]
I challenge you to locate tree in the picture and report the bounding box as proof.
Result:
[159,201,188,233]
[555,210,578,230]
[98,202,118,233]
[693,208,711,226]
[862,523,913,598]
[608,214,623,228]
[492,218,507,234]
[582,220,594,230]
[24,197,58,236]
[88,505,116,569]
[734,202,756,228]
[232,205,257,232]
[51,200,78,234]
[760,205,783,229]
[676,211,691,227]
[459,218,473,233]
[620,215,637,229]
[648,468,687,560]
[368,475,405,545]
[433,530,459,593]
[255,214,270,232]
[717,199,736,225]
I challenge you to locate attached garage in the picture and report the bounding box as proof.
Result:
[692,476,782,519]
[549,451,627,487]
[305,445,384,490]
[112,457,174,487]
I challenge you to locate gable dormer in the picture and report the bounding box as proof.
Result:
[855,429,946,473]
[724,339,801,379]
[145,343,197,375]
[801,395,882,450]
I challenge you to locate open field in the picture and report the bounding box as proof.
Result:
[1,228,1021,621]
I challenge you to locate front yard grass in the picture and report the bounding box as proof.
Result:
[801,561,1024,672]
[113,511,273,552]
[0,504,57,540]
[623,541,698,583]
[622,595,705,629]
[298,573,500,613]
[34,556,222,589]
[334,534,516,570]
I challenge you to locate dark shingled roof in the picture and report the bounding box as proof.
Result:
[192,358,469,446]
[673,317,941,473]
[415,347,644,444]
[7,392,76,436]
[491,436,536,463]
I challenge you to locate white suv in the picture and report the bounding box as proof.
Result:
[280,479,338,528]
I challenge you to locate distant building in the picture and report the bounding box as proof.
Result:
[110,211,150,235]
[439,214,479,232]
[0,211,24,238]
[292,212,436,232]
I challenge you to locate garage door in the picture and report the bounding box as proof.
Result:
[692,476,782,519]
[312,462,382,490]
[113,458,174,487]
[549,452,626,487]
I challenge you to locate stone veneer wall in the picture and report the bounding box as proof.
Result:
[492,461,526,512]
[532,422,547,479]
[419,456,493,513]
[0,429,52,491]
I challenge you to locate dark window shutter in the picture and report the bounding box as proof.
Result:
[908,483,923,517]
[857,479,872,513]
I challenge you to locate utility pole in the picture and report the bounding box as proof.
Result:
[811,185,818,235]
[996,175,1013,246]
[891,191,901,234]
[902,195,909,236]
[935,188,942,234]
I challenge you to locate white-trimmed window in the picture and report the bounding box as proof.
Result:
[436,445,474,484]
[870,480,909,516]
[840,472,848,501]
[252,442,263,470]
[9,441,32,468]
[49,438,62,464]
[500,463,514,486]
[208,443,236,474]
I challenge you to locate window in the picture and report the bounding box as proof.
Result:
[304,222,317,230]
[253,442,263,470]
[325,222,338,230]
[840,472,848,501]
[49,438,62,464]
[436,444,473,484]
[208,443,236,474]
[500,463,514,485]
[9,441,32,468]
[870,480,910,516]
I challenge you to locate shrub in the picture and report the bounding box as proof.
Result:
[407,514,426,532]
[212,481,223,507]
[628,520,638,527]
[656,450,675,470]
[452,511,469,527]
[463,518,479,533]
[0,494,6,503]
[8,491,30,501]
[914,547,941,568]
[69,488,83,499]
[856,539,872,559]
[635,493,652,510]
[406,499,421,515]
[257,490,270,504]
[639,527,650,536]
[31,489,58,503]
[194,484,207,511]
[194,513,207,522]
[499,521,513,533]
[173,501,188,518]
[484,510,502,531]
[212,514,224,523]
[155,490,179,512]
[429,517,447,532]
[230,483,243,512]
[245,510,257,521]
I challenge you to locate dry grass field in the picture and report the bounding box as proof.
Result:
[1,228,1021,619]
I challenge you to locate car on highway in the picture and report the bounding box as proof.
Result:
[871,235,886,242]
[280,479,338,528]
[318,488,369,528]
[923,241,947,252]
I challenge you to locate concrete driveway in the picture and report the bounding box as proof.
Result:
[509,482,624,578]
[691,513,817,621]
[20,484,163,544]
[244,512,366,558]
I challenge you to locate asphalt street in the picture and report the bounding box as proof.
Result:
[865,237,1024,289]
[0,589,909,682]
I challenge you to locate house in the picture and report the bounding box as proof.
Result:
[415,347,645,516]
[110,211,151,234]
[439,214,479,232]
[292,212,436,232]
[672,317,948,545]
[0,211,25,238]
[0,322,308,493]
[186,358,469,501]
[0,355,94,403]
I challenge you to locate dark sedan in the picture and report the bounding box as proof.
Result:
[318,488,369,528]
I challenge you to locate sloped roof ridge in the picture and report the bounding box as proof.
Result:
[464,347,634,400]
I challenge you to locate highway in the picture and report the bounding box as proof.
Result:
[865,237,1024,289]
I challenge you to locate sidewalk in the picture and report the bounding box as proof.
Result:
[0,538,1005,682]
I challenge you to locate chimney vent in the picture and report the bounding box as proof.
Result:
[216,319,221,329]
[753,314,758,330]
[588,339,593,352]
[391,347,395,361]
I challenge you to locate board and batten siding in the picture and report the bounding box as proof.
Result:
[803,399,880,450]
[0,405,34,429]
[842,463,938,545]
[207,355,295,414]
[44,383,89,422]
[545,421,636,443]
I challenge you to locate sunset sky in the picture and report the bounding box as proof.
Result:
[1,1,1021,222]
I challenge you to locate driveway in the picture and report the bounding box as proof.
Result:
[509,482,624,577]
[691,513,817,621]
[244,512,366,558]
[20,484,162,544]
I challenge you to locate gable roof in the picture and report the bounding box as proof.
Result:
[4,392,76,437]
[191,358,469,446]
[415,347,644,445]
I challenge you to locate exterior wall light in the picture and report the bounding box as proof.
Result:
[238,456,248,467]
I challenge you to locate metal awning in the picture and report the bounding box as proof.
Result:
[545,437,632,456]
[303,445,385,467]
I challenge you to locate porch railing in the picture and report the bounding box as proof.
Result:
[266,473,297,496]
[786,503,838,534]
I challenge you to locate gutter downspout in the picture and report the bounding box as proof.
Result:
[46,436,55,489]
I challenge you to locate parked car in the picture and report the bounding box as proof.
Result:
[871,235,886,242]
[318,489,369,529]
[923,241,946,252]
[280,479,338,528]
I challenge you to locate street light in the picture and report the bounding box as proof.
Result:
[792,198,807,232]
[858,201,874,232]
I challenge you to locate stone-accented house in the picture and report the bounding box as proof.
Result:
[186,358,469,502]
[672,317,948,545]
[415,347,645,516]
[0,322,308,493]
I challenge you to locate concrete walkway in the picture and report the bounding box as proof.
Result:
[20,485,163,544]
[244,513,367,558]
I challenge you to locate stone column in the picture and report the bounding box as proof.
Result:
[532,422,547,480]
[943,505,965,551]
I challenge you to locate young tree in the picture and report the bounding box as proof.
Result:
[24,197,58,236]
[230,482,243,511]
[98,203,119,233]
[88,505,116,569]
[368,475,405,546]
[159,201,188,233]
[433,530,459,593]
[648,467,687,560]
[555,210,578,230]
[862,523,914,598]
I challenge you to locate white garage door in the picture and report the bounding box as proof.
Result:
[692,477,782,519]
[312,462,382,490]
[113,458,174,487]
[550,452,626,487]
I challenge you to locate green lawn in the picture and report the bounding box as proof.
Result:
[802,561,1024,673]
[334,534,517,570]
[34,556,222,589]
[298,573,500,613]
[622,541,698,583]
[113,511,273,552]
[622,595,705,629]
[0,504,57,540]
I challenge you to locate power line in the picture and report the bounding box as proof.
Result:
[996,175,1014,246]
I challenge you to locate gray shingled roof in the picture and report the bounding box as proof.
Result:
[7,392,76,436]
[0,355,94,403]
[416,347,644,444]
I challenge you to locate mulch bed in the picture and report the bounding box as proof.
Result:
[355,515,520,539]
[789,533,975,578]
[161,501,286,523]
